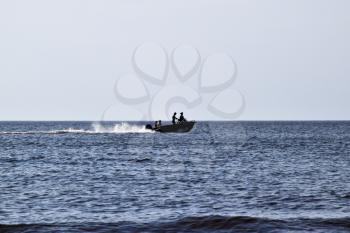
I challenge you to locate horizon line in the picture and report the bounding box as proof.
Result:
[0,120,349,122]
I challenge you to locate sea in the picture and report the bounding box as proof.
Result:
[0,121,349,233]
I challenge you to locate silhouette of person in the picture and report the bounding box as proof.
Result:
[172,112,178,124]
[178,112,186,122]
[158,120,162,126]
[154,121,158,128]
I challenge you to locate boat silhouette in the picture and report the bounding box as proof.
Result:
[146,121,195,133]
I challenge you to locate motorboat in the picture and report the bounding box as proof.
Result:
[146,121,195,133]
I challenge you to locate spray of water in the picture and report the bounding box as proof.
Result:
[0,122,154,135]
[91,122,153,133]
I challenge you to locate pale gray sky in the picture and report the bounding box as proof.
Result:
[0,0,349,121]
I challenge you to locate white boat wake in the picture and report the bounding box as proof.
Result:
[0,122,154,135]
[90,122,153,133]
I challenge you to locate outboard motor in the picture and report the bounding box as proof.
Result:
[145,124,153,130]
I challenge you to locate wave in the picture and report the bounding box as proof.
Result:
[1,216,350,233]
[0,122,154,135]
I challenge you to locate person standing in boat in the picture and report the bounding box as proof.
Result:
[172,112,178,124]
[178,112,187,123]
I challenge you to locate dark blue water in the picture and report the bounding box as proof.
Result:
[1,121,350,232]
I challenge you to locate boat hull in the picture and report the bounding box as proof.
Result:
[154,121,195,133]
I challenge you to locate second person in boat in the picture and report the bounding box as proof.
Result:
[178,112,187,123]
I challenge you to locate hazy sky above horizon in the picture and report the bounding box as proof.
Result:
[0,0,349,121]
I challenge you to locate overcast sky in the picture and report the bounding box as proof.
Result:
[0,0,349,121]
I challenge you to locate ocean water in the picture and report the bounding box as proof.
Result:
[0,121,350,233]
